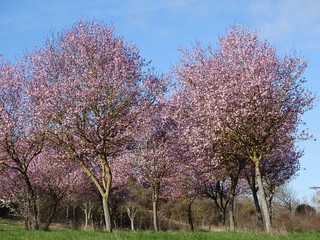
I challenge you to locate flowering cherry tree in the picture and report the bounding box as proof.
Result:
[127,103,181,231]
[174,25,314,232]
[0,169,30,225]
[29,149,86,231]
[28,20,166,232]
[0,58,45,230]
[0,148,85,231]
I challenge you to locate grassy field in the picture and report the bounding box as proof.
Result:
[1,218,320,240]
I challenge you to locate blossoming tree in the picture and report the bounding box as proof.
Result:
[28,20,166,232]
[0,58,45,230]
[174,25,314,232]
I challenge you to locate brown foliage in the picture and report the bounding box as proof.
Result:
[274,211,320,232]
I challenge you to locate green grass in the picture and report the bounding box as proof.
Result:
[1,218,320,240]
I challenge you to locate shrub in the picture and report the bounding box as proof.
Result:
[295,204,316,217]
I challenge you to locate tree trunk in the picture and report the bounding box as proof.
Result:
[265,182,275,225]
[32,196,39,230]
[102,195,112,232]
[23,198,31,230]
[126,206,138,231]
[187,199,194,231]
[152,199,159,231]
[255,160,272,232]
[228,195,235,231]
[72,205,77,228]
[152,188,159,231]
[88,203,93,230]
[66,206,69,223]
[82,201,94,230]
[42,198,60,231]
[228,171,241,232]
[266,194,273,225]
[78,158,113,232]
[130,217,135,231]
[91,207,94,229]
[246,171,264,226]
[210,181,229,225]
[252,187,264,225]
[23,173,39,230]
[84,206,88,230]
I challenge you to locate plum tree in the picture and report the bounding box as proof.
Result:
[27,20,166,232]
[174,25,314,232]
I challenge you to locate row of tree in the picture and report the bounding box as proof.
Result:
[0,20,315,233]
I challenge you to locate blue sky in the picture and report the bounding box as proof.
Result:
[1,0,319,202]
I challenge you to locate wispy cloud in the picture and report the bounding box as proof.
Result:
[117,0,212,39]
[124,0,174,14]
[249,0,320,43]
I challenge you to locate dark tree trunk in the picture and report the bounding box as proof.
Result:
[42,197,60,231]
[246,167,264,226]
[22,172,39,230]
[209,180,229,225]
[228,172,240,232]
[42,194,63,231]
[187,199,194,231]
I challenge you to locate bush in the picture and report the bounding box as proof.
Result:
[295,204,316,217]
[273,210,320,232]
[0,206,10,218]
